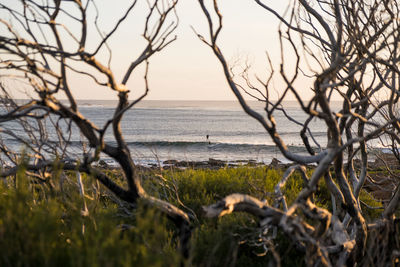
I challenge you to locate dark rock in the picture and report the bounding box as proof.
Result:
[269,158,281,168]
[98,160,108,168]
[163,159,179,165]
[208,158,226,167]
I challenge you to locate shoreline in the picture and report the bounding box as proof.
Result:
[97,157,304,171]
[99,152,400,170]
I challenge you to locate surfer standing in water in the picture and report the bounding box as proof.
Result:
[206,135,211,145]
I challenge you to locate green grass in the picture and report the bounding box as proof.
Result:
[0,167,181,267]
[0,165,385,266]
[159,166,308,266]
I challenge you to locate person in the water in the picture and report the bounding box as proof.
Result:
[206,135,211,144]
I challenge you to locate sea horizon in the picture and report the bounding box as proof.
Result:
[4,99,377,167]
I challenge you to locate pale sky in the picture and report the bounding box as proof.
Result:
[3,1,315,101]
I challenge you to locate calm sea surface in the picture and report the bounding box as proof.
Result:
[2,100,365,166]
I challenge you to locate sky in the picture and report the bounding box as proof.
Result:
[135,0,289,101]
[2,0,312,101]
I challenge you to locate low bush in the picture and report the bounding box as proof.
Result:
[0,165,383,266]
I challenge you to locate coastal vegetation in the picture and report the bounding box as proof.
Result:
[1,0,400,266]
[0,164,385,266]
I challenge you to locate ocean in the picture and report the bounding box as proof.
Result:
[2,100,374,167]
[76,100,328,166]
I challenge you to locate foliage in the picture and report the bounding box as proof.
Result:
[161,167,296,213]
[0,167,181,267]
[147,165,383,266]
[0,164,386,266]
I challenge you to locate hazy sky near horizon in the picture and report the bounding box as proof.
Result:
[136,0,290,101]
[4,1,314,101]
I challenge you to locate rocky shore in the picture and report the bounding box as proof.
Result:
[162,158,262,169]
[97,157,289,170]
